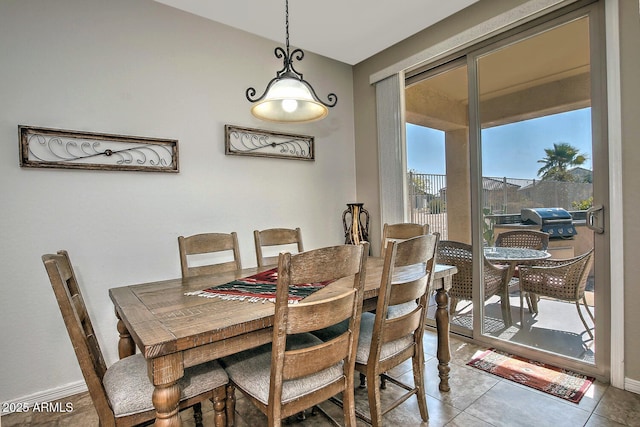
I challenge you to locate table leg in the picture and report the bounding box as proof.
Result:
[501,263,517,327]
[115,309,135,359]
[434,286,451,392]
[150,354,183,427]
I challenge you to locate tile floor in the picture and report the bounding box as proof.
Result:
[2,330,639,427]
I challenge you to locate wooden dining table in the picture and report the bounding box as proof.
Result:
[109,256,457,426]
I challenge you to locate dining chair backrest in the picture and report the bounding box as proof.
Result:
[178,232,242,277]
[355,233,439,425]
[222,242,368,426]
[272,243,367,423]
[381,222,430,252]
[42,250,112,419]
[253,227,303,267]
[495,229,549,251]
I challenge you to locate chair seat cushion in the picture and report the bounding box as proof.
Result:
[309,319,349,342]
[311,301,417,344]
[356,312,414,364]
[386,301,418,318]
[221,333,344,405]
[103,353,228,417]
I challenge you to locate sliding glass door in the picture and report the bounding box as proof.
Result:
[406,1,609,377]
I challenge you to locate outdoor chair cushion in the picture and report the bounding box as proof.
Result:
[103,353,228,417]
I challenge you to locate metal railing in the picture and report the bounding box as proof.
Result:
[407,172,593,240]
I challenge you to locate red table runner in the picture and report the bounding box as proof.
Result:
[185,268,332,303]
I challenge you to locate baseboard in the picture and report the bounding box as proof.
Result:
[2,374,638,417]
[625,377,640,395]
[1,381,87,416]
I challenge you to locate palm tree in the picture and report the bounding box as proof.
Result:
[537,142,588,181]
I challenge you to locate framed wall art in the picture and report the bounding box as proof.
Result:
[19,125,179,172]
[225,125,314,161]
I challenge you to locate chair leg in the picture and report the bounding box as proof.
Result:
[342,384,357,427]
[412,353,428,422]
[529,292,540,313]
[193,402,203,427]
[583,295,595,322]
[524,292,533,312]
[520,290,525,328]
[576,300,594,340]
[359,372,387,390]
[500,295,512,327]
[366,372,384,427]
[449,297,459,314]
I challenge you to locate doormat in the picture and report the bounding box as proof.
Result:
[467,348,594,403]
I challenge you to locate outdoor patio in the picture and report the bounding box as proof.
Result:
[427,289,595,363]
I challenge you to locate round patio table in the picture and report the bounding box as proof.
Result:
[484,246,551,264]
[484,247,551,321]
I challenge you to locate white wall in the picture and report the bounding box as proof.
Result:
[0,0,355,403]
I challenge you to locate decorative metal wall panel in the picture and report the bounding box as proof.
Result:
[225,125,314,160]
[19,126,179,172]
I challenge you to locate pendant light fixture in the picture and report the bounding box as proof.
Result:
[246,0,337,123]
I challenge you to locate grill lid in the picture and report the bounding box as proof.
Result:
[521,208,576,238]
[521,208,572,224]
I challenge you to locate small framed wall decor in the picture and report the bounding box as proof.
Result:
[225,125,314,161]
[19,125,179,172]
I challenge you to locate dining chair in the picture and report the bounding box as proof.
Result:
[353,233,439,426]
[253,227,303,267]
[436,240,512,326]
[495,229,550,311]
[178,232,242,277]
[42,250,230,427]
[519,249,594,339]
[380,222,429,251]
[221,243,369,427]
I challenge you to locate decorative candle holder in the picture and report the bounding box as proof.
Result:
[342,203,370,245]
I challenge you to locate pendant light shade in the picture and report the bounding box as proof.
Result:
[250,76,328,123]
[246,0,336,123]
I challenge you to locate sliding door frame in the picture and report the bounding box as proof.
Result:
[374,0,623,386]
[466,2,609,380]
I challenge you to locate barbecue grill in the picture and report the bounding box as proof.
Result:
[521,208,577,239]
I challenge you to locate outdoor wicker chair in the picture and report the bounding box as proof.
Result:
[495,229,549,251]
[519,249,594,339]
[436,240,512,326]
[495,229,550,310]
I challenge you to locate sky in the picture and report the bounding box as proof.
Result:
[406,107,593,179]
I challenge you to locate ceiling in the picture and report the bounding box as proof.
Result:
[405,17,591,130]
[154,0,480,65]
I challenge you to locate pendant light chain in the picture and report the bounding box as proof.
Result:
[245,0,337,122]
[285,0,290,58]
